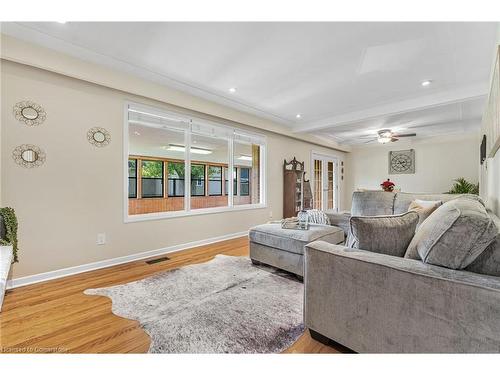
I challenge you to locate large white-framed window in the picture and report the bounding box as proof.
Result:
[124,102,267,222]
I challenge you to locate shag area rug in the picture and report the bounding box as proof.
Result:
[84,255,304,353]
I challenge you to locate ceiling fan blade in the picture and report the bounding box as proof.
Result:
[364,139,377,144]
[390,138,399,142]
[394,133,417,137]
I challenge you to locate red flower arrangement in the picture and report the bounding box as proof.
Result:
[381,178,395,192]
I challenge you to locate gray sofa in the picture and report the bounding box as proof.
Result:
[325,190,464,234]
[306,191,500,353]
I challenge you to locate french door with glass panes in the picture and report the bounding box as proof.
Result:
[312,153,339,212]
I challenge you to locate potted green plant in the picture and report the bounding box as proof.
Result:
[1,207,18,311]
[448,178,479,195]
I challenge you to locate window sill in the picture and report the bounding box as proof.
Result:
[124,203,267,223]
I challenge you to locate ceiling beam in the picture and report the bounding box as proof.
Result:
[292,84,488,134]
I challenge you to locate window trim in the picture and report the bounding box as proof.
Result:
[124,101,267,223]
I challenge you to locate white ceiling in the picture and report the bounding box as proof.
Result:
[2,22,498,145]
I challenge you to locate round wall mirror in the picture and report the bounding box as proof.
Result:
[21,107,40,120]
[87,127,111,147]
[93,131,106,143]
[13,101,46,126]
[12,144,46,168]
[21,149,38,163]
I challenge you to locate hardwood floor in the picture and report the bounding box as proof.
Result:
[0,237,341,354]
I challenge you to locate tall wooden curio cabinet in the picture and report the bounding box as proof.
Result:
[283,157,312,218]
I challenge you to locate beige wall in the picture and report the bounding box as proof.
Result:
[1,60,347,279]
[346,134,479,207]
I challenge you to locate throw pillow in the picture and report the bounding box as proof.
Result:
[405,197,498,269]
[408,200,441,227]
[347,211,419,257]
[414,199,442,209]
[306,209,331,225]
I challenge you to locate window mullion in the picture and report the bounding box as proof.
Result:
[228,137,234,207]
[185,126,191,212]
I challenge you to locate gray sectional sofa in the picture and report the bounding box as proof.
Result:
[306,191,500,353]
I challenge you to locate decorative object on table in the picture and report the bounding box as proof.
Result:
[281,217,299,229]
[85,255,304,353]
[389,149,415,174]
[306,209,331,225]
[12,144,46,168]
[283,157,311,218]
[381,178,395,192]
[0,207,17,312]
[448,177,479,195]
[87,127,111,147]
[13,100,46,127]
[297,210,310,230]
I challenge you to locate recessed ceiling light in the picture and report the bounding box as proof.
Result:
[296,114,302,119]
[421,80,432,87]
[228,87,237,93]
[56,21,67,24]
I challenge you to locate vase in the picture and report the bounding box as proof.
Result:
[0,245,13,312]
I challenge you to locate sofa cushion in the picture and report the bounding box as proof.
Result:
[393,193,461,215]
[347,211,419,257]
[405,197,498,269]
[408,200,441,227]
[465,212,500,277]
[249,223,344,255]
[351,191,395,216]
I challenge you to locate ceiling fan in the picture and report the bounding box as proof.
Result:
[365,129,417,144]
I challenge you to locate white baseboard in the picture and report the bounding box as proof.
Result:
[6,231,248,290]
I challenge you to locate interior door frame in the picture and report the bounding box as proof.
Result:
[310,151,340,212]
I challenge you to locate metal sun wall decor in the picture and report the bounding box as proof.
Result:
[13,101,47,127]
[389,149,415,174]
[12,144,46,168]
[87,127,111,147]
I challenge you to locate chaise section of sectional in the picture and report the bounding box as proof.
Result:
[304,240,500,353]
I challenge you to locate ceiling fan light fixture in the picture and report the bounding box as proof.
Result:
[377,137,392,144]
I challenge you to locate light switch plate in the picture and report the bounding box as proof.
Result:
[97,233,106,245]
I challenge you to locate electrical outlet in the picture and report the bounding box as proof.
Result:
[97,233,106,245]
[269,211,273,218]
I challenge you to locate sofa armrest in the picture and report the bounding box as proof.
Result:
[324,211,351,234]
[304,241,500,353]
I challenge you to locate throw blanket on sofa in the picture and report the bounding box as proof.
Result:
[307,209,331,225]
